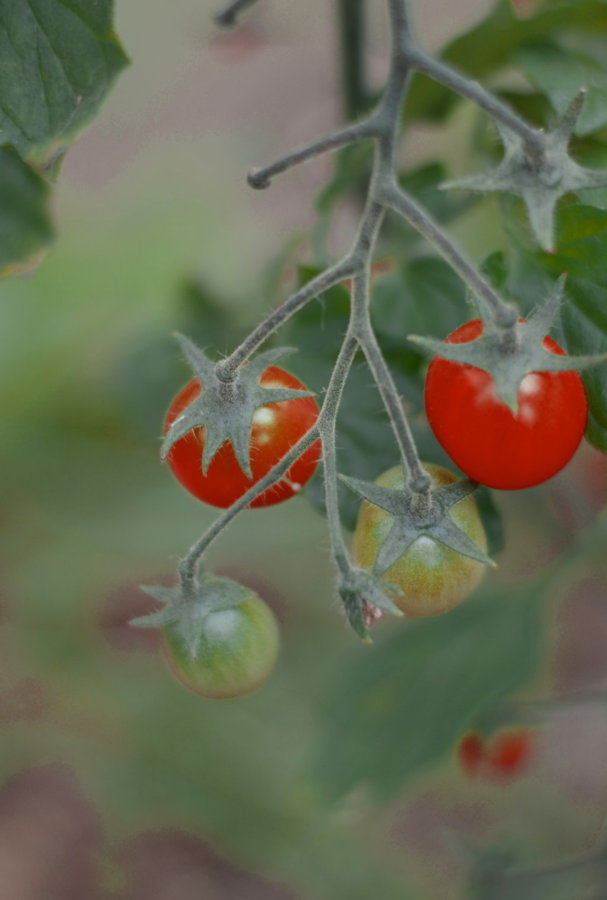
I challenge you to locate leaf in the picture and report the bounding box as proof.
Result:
[397,161,477,231]
[516,42,607,136]
[405,0,607,125]
[313,581,543,802]
[112,279,246,439]
[504,204,607,450]
[0,145,54,274]
[0,0,129,160]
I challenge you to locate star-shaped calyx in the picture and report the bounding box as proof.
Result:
[341,474,494,579]
[442,90,607,251]
[338,567,404,640]
[161,335,314,478]
[409,276,606,410]
[131,572,254,658]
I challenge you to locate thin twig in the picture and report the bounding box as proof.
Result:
[382,183,517,327]
[248,119,381,190]
[214,0,259,28]
[406,49,545,156]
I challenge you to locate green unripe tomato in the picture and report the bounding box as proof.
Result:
[351,463,487,617]
[162,595,280,699]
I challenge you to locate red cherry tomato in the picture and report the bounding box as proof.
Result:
[457,729,533,782]
[485,730,533,781]
[425,319,588,490]
[457,732,484,777]
[164,366,321,508]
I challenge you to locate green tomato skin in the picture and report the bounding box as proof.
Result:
[162,595,280,699]
[351,463,488,618]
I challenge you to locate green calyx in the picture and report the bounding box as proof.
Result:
[338,566,405,641]
[409,276,606,411]
[161,335,314,478]
[442,90,607,252]
[341,473,494,578]
[132,573,255,659]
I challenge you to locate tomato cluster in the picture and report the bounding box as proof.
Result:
[457,729,533,782]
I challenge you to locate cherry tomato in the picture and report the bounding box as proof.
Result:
[485,730,533,781]
[457,732,484,777]
[162,594,280,699]
[456,729,533,782]
[425,320,588,490]
[351,463,487,617]
[164,366,321,508]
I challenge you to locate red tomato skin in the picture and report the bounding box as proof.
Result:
[164,367,321,508]
[457,733,484,777]
[485,730,533,781]
[425,319,588,490]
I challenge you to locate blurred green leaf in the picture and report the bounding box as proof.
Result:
[405,0,607,125]
[0,0,129,160]
[0,146,54,273]
[516,42,607,136]
[313,581,544,802]
[475,487,505,556]
[114,278,246,438]
[504,204,607,451]
[398,162,476,227]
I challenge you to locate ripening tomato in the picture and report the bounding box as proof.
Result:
[485,730,533,781]
[457,732,484,777]
[162,594,280,699]
[164,367,321,508]
[425,319,588,490]
[351,463,487,617]
[456,729,533,782]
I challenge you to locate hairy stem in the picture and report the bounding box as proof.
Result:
[215,259,355,379]
[179,425,320,590]
[382,183,517,327]
[248,120,380,190]
[407,50,545,156]
[356,314,431,494]
[318,334,359,573]
[180,330,360,586]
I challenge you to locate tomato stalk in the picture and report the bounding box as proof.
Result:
[157,0,606,641]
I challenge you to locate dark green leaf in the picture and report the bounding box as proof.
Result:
[405,0,607,125]
[398,161,477,229]
[0,145,54,272]
[113,279,245,438]
[502,204,607,451]
[516,42,607,136]
[313,581,543,802]
[0,0,129,159]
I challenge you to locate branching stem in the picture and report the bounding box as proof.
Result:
[382,183,517,328]
[184,0,543,601]
[406,49,545,156]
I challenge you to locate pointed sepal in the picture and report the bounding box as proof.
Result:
[409,278,606,412]
[338,567,404,640]
[132,572,255,659]
[161,337,314,478]
[440,89,607,251]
